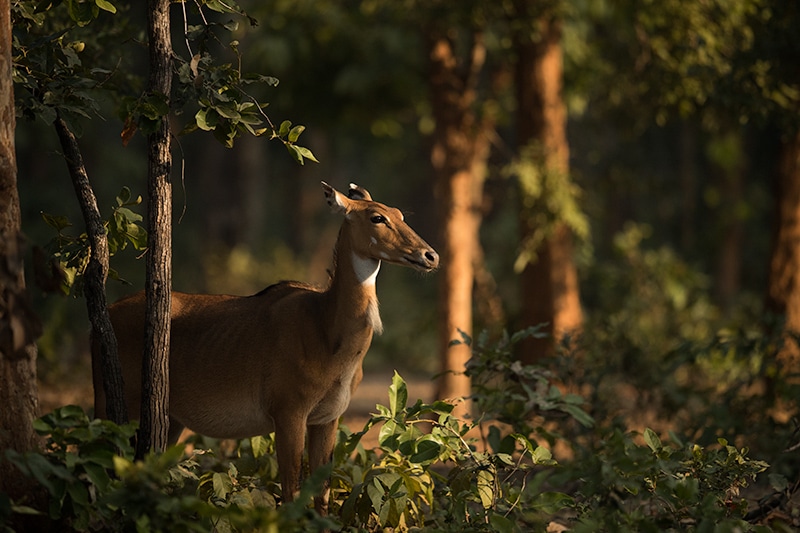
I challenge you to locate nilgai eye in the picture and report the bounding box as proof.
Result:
[370,215,387,224]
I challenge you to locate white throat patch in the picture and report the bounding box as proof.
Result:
[352,252,381,286]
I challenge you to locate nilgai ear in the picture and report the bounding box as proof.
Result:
[346,183,372,201]
[321,181,351,215]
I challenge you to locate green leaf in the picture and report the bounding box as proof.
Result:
[388,371,408,418]
[529,491,573,514]
[286,143,303,160]
[94,0,116,13]
[293,145,319,163]
[32,417,53,435]
[250,435,268,458]
[115,207,142,224]
[278,120,292,138]
[561,403,594,428]
[410,437,442,465]
[195,108,217,131]
[531,445,556,465]
[116,187,131,206]
[42,212,72,231]
[644,428,662,452]
[489,513,517,533]
[67,481,89,508]
[215,103,241,121]
[212,472,232,499]
[476,469,494,509]
[141,93,170,119]
[288,124,305,143]
[204,0,245,15]
[366,478,385,515]
[66,0,98,26]
[124,223,147,250]
[378,419,401,450]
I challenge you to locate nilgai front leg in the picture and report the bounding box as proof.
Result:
[274,414,306,504]
[307,420,339,514]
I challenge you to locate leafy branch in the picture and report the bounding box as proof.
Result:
[40,187,147,295]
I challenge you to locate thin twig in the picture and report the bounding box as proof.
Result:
[181,0,193,58]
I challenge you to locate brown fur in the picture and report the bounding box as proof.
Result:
[92,182,438,513]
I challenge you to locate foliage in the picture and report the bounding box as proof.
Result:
[4,327,789,532]
[38,187,147,295]
[461,326,594,434]
[508,145,590,272]
[568,0,799,131]
[584,222,717,356]
[12,0,318,160]
[11,0,135,134]
[3,405,137,530]
[331,371,564,531]
[568,429,771,532]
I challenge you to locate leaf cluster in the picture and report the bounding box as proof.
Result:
[12,0,135,134]
[39,187,147,295]
[569,428,771,532]
[507,145,589,272]
[328,371,569,531]
[3,405,137,531]
[462,326,594,434]
[13,0,318,162]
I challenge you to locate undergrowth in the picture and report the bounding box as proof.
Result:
[1,327,797,532]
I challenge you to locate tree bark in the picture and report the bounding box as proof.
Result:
[712,131,746,313]
[427,31,492,417]
[514,7,582,362]
[138,0,173,457]
[53,116,128,425]
[766,130,800,372]
[0,0,42,499]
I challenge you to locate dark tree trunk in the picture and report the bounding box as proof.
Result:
[53,116,128,425]
[679,121,698,254]
[138,0,173,457]
[0,0,42,499]
[766,131,800,372]
[513,6,582,362]
[712,131,746,313]
[427,31,492,417]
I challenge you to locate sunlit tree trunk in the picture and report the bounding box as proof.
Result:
[514,7,582,362]
[0,0,41,498]
[138,0,173,457]
[766,130,800,372]
[427,31,492,417]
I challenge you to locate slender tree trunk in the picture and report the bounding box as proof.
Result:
[53,117,128,425]
[679,121,698,254]
[138,0,173,457]
[514,8,582,362]
[0,0,41,498]
[766,130,800,372]
[712,131,745,312]
[427,32,492,417]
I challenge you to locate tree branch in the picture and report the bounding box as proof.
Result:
[53,115,128,425]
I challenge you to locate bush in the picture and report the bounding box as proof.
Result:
[1,328,793,532]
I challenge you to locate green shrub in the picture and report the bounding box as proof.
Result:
[1,326,789,532]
